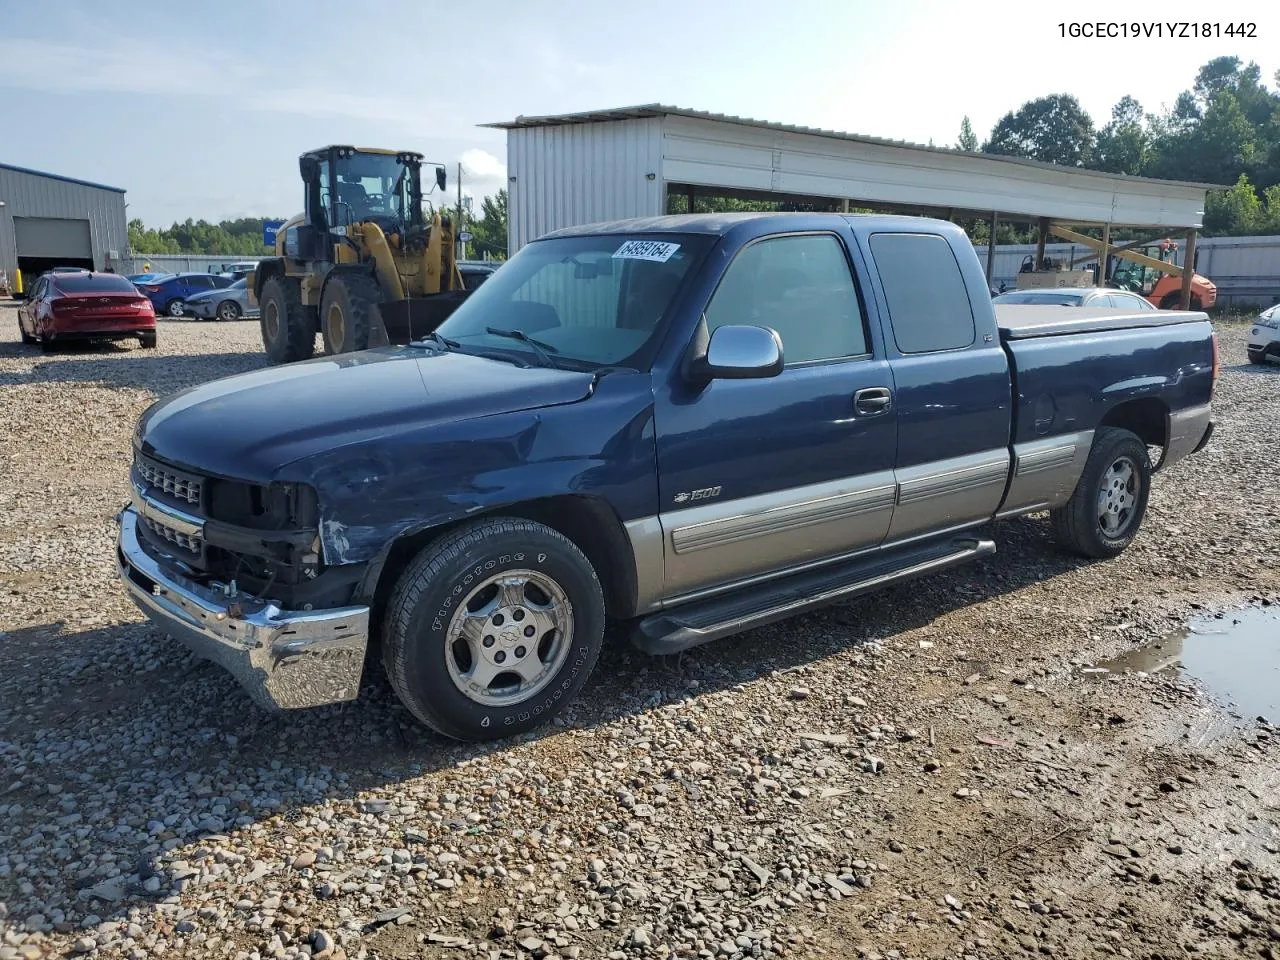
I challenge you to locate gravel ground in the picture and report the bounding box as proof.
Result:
[1,308,1278,960]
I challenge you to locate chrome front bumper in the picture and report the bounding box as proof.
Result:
[116,507,369,710]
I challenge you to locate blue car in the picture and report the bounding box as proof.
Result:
[136,273,233,317]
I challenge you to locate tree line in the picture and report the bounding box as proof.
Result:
[967,55,1280,238]
[127,189,510,259]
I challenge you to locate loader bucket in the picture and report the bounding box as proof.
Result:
[377,291,472,345]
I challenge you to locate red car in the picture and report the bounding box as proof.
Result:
[16,270,157,350]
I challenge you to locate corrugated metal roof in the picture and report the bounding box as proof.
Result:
[0,161,126,194]
[482,104,1227,191]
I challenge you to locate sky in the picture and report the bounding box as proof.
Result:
[1,0,1276,226]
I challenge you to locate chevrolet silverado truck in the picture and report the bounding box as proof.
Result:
[116,213,1218,741]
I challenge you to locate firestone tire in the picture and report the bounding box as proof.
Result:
[1050,427,1152,559]
[320,274,380,356]
[259,276,315,364]
[382,518,606,742]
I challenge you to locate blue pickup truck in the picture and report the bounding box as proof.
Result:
[117,213,1217,741]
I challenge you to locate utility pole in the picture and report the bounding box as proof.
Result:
[456,162,464,261]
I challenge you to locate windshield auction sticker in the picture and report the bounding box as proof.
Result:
[613,240,681,263]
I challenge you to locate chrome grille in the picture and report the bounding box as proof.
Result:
[142,516,203,554]
[136,455,203,505]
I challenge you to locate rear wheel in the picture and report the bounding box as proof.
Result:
[139,331,157,349]
[320,274,380,355]
[259,276,315,364]
[216,299,241,322]
[1050,427,1152,558]
[382,518,606,741]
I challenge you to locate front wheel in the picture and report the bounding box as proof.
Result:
[165,299,185,318]
[320,274,380,355]
[18,318,36,345]
[259,276,315,364]
[216,299,241,322]
[1050,427,1152,558]
[382,518,606,741]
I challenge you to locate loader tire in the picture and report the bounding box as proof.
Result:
[320,274,382,356]
[260,277,315,364]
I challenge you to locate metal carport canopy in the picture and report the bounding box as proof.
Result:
[484,104,1218,229]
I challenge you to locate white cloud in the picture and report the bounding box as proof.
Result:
[457,148,507,200]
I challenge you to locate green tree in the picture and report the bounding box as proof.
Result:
[984,94,1095,167]
[957,116,978,152]
[467,189,508,260]
[1203,173,1263,235]
[1093,96,1149,175]
[1260,185,1280,233]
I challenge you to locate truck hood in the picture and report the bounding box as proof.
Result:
[136,347,597,481]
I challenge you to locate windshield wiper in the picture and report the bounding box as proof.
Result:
[485,326,562,368]
[408,331,460,352]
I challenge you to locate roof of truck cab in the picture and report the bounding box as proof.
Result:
[540,212,955,238]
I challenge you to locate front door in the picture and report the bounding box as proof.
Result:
[654,231,898,599]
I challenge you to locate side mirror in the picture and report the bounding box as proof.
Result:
[435,167,447,192]
[299,157,319,181]
[688,324,783,382]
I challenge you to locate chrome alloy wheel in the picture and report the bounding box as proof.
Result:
[444,570,574,706]
[1097,455,1141,538]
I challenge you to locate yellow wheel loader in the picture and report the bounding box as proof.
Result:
[249,146,469,364]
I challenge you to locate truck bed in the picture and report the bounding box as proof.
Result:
[995,304,1209,340]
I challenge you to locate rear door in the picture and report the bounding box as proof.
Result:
[653,230,899,598]
[862,230,1013,543]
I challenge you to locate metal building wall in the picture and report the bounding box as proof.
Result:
[0,164,128,281]
[507,118,664,255]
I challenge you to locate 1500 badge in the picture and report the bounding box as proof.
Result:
[673,486,722,504]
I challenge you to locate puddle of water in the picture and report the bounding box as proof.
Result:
[1093,607,1280,723]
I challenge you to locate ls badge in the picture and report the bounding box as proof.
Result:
[673,485,722,504]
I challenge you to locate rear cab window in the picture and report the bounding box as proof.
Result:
[869,233,976,353]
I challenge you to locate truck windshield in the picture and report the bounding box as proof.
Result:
[435,234,714,368]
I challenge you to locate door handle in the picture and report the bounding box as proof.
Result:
[854,387,893,415]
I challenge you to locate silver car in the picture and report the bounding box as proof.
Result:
[1247,303,1279,366]
[185,277,258,321]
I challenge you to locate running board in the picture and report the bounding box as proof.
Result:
[631,536,996,655]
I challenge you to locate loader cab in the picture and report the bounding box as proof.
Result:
[293,146,447,260]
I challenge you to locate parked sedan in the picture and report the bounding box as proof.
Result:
[136,272,233,317]
[185,277,258,321]
[992,287,1158,310]
[1247,303,1279,365]
[16,270,156,350]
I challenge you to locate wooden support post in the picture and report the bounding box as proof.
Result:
[1035,218,1049,270]
[1180,230,1197,310]
[985,211,999,283]
[1100,222,1111,285]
